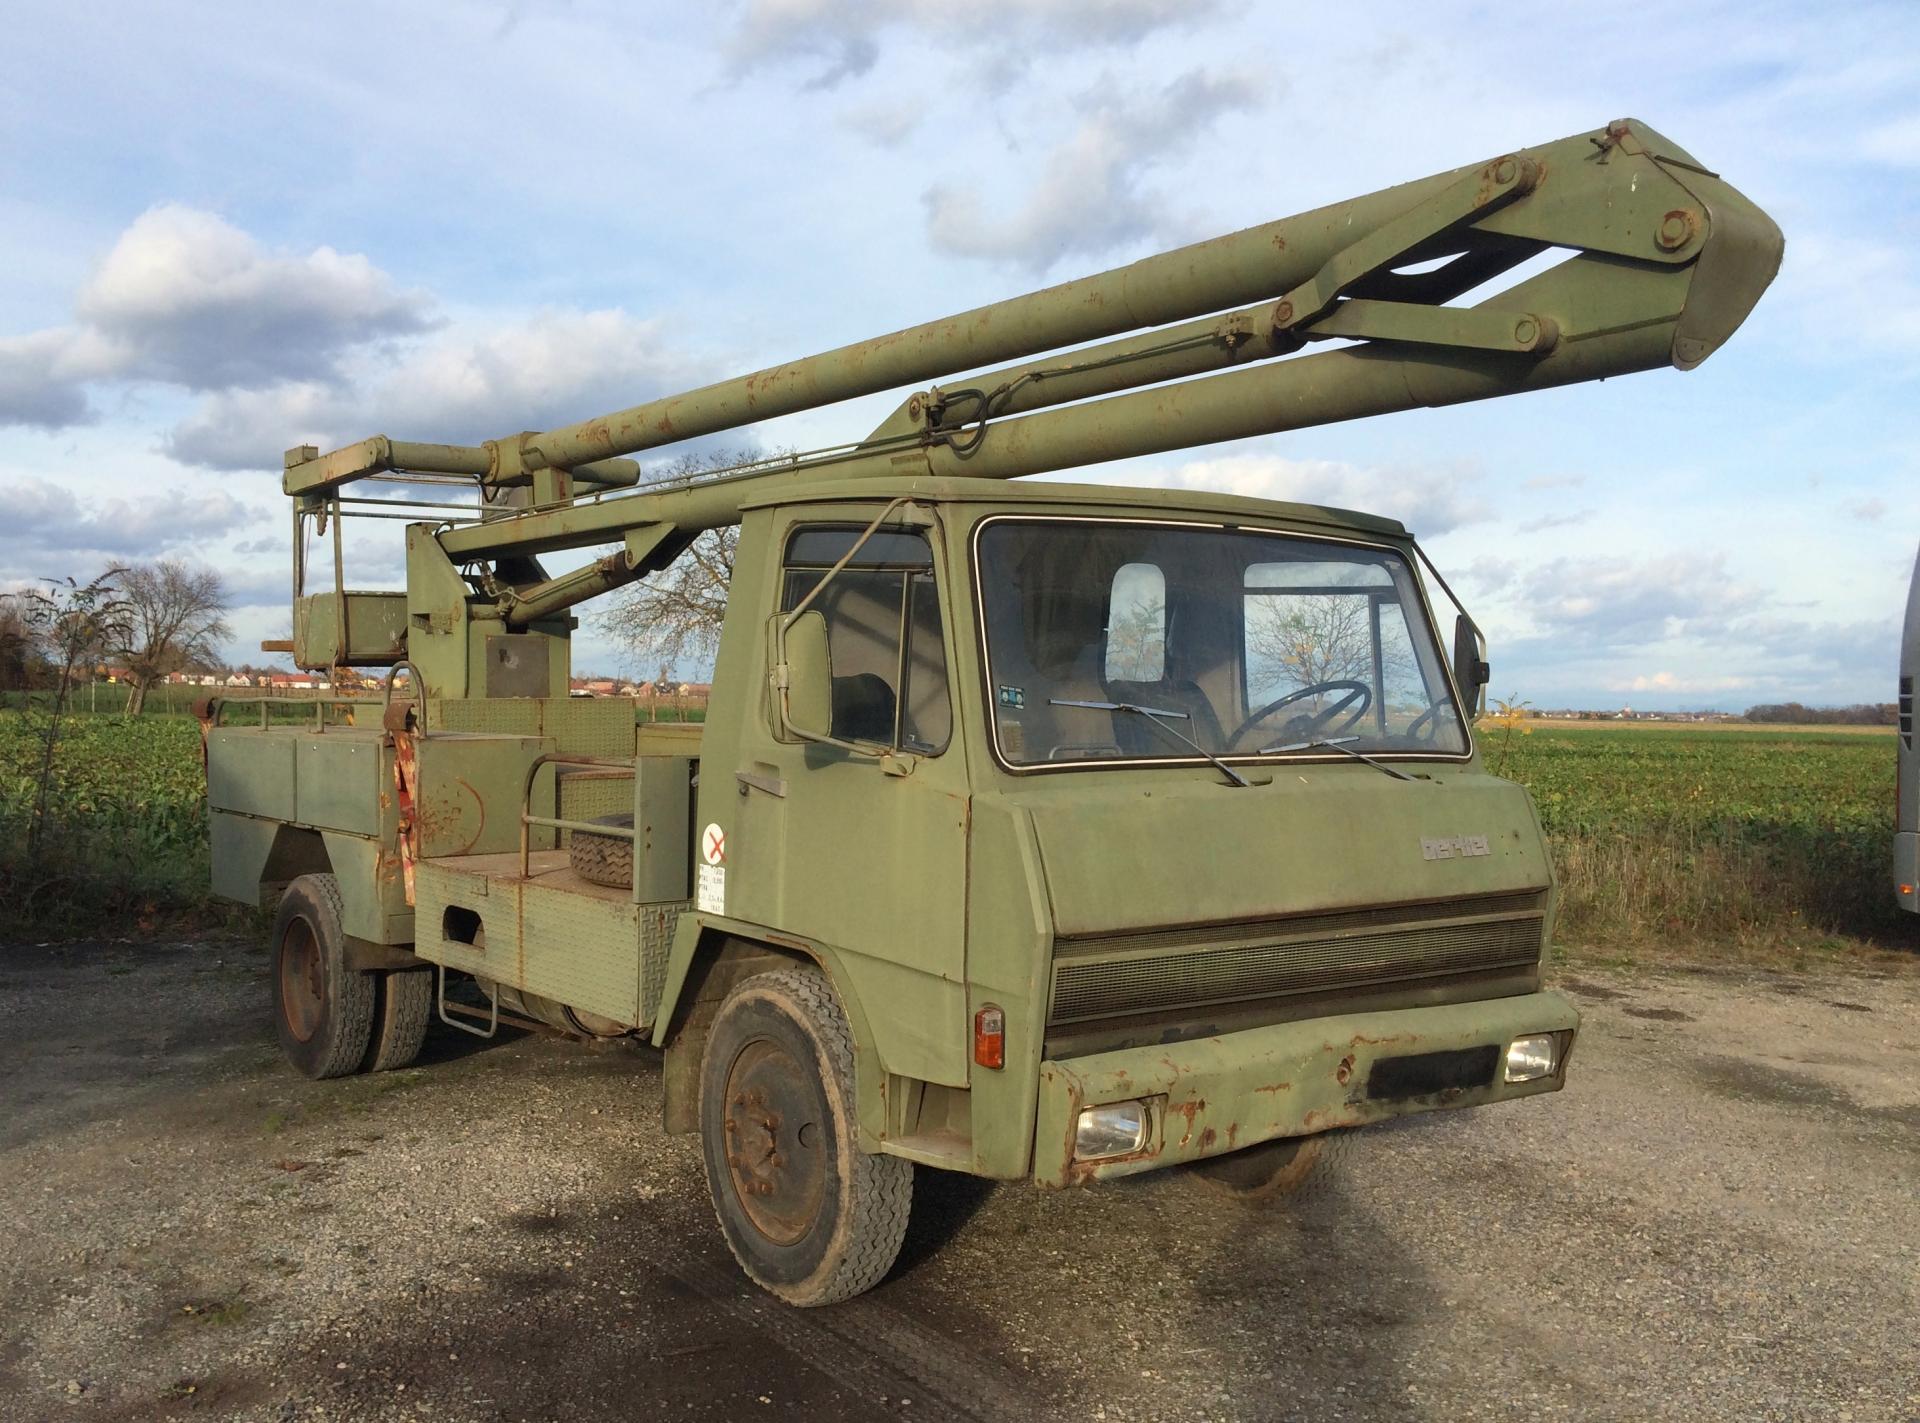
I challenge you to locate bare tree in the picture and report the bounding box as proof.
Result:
[0,592,39,692]
[1246,593,1377,692]
[116,560,232,714]
[19,572,131,854]
[601,451,766,671]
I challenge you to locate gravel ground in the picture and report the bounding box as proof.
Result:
[0,937,1916,1423]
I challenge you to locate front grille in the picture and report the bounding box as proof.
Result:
[1048,893,1545,1026]
[1366,1045,1500,1102]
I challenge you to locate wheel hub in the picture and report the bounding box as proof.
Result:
[278,916,324,1044]
[722,1039,826,1246]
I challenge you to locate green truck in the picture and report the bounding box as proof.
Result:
[201,119,1780,1305]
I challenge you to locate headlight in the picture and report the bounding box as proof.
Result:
[1505,1033,1561,1083]
[1074,1101,1150,1160]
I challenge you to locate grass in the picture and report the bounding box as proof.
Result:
[4,699,1912,968]
[1481,719,1914,965]
[0,711,236,936]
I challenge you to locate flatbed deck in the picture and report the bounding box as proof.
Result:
[424,848,631,905]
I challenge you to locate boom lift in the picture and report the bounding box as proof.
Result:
[203,119,1780,1304]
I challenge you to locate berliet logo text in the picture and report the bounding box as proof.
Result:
[1422,834,1491,860]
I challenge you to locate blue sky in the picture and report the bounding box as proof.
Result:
[2,0,1915,709]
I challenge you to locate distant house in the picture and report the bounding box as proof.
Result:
[264,672,329,691]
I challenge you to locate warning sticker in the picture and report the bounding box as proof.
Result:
[696,823,726,914]
[697,863,726,915]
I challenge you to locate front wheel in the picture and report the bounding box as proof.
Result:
[698,968,911,1306]
[271,873,375,1079]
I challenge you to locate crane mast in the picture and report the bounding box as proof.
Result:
[276,118,1780,683]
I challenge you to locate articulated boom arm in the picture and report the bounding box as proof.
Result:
[280,118,1779,676]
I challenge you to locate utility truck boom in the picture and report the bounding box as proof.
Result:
[204,119,1780,1305]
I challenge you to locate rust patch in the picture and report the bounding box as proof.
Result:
[1167,1097,1207,1148]
[1254,1081,1292,1095]
[1335,1054,1354,1086]
[1350,1032,1410,1048]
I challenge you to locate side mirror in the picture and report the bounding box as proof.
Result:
[781,610,835,740]
[1452,614,1490,719]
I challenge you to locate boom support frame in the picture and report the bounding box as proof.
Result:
[274,118,1780,681]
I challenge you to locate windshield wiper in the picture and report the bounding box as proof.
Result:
[1049,699,1251,788]
[1257,734,1413,782]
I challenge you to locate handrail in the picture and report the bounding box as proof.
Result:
[203,693,381,730]
[518,752,637,879]
[382,660,431,734]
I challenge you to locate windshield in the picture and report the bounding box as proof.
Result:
[974,519,1468,768]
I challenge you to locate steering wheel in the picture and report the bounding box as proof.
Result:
[1404,700,1454,744]
[1225,680,1372,752]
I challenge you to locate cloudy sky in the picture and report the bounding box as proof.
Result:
[3,0,1915,709]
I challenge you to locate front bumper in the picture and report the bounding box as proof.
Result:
[1032,991,1579,1187]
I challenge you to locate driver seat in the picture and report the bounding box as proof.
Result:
[1104,678,1225,756]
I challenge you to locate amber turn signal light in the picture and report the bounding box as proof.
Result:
[973,1005,1005,1069]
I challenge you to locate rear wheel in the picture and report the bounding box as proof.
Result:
[1186,1130,1351,1202]
[698,968,911,1306]
[364,968,433,1072]
[271,874,375,1080]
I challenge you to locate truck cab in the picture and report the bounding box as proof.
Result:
[693,478,1570,1192]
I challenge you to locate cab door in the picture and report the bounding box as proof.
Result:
[726,513,972,1087]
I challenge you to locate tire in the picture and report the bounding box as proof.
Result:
[698,968,911,1306]
[570,813,633,889]
[271,874,376,1080]
[1185,1129,1352,1203]
[363,968,433,1072]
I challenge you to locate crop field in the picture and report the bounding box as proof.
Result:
[0,711,217,931]
[0,709,1909,958]
[1483,720,1905,954]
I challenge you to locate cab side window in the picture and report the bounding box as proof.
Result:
[781,527,952,754]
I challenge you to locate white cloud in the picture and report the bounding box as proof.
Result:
[74,205,435,390]
[923,69,1264,271]
[1518,552,1765,649]
[1515,509,1594,533]
[1161,453,1492,536]
[1859,113,1920,167]
[0,206,435,431]
[0,329,96,428]
[1608,670,1756,696]
[724,0,1222,87]
[0,478,256,571]
[839,96,925,147]
[1769,230,1920,359]
[1847,496,1888,522]
[167,307,716,471]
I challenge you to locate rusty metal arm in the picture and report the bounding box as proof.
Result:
[496,521,695,628]
[291,118,1779,565]
[284,435,644,498]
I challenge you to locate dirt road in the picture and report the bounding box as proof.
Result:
[1,938,1915,1423]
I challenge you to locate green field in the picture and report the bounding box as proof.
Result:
[1,710,1910,958]
[1486,721,1904,953]
[0,712,215,931]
